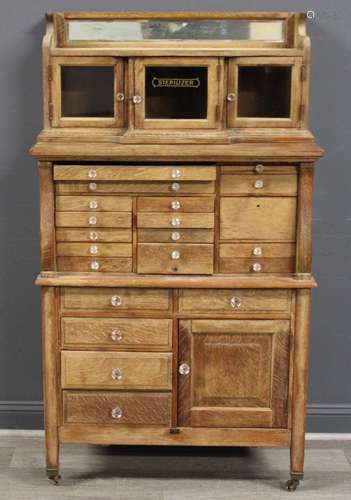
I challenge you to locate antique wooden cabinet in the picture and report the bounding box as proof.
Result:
[31,12,324,491]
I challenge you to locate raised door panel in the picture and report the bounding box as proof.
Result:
[178,319,290,428]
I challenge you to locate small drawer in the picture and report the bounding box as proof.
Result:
[63,391,172,425]
[62,287,171,312]
[57,257,132,273]
[220,174,297,196]
[219,258,295,274]
[137,244,214,275]
[54,165,216,182]
[220,243,296,259]
[61,317,172,350]
[55,196,132,212]
[56,228,132,242]
[55,212,132,228]
[137,213,214,229]
[179,289,291,313]
[137,197,215,213]
[138,228,214,244]
[55,181,216,195]
[61,351,172,390]
[57,243,132,258]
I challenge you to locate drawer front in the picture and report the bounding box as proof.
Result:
[61,351,172,390]
[63,391,172,425]
[137,244,214,275]
[54,165,216,182]
[55,181,216,195]
[220,243,296,259]
[57,257,132,273]
[220,198,296,241]
[57,243,132,258]
[62,288,171,312]
[179,289,291,313]
[62,317,172,349]
[138,228,214,244]
[219,258,295,274]
[56,212,131,228]
[220,174,297,195]
[137,197,215,213]
[56,228,132,242]
[55,196,132,212]
[137,213,214,229]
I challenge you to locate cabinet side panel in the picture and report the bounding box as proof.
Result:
[38,162,56,270]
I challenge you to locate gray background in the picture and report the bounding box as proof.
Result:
[0,0,349,431]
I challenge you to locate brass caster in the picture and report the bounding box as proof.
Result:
[286,478,299,492]
[47,468,61,485]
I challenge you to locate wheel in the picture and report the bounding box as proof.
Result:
[285,478,299,492]
[48,474,61,485]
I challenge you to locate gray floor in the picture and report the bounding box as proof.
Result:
[0,434,351,499]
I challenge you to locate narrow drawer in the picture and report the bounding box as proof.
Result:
[57,257,132,273]
[220,174,297,196]
[61,317,172,349]
[57,243,132,258]
[62,288,171,312]
[55,196,132,212]
[55,181,216,195]
[137,196,215,213]
[61,351,172,390]
[63,391,172,425]
[54,165,216,182]
[137,244,214,275]
[220,243,296,258]
[219,258,295,274]
[179,289,291,313]
[56,228,132,242]
[55,212,131,228]
[137,213,214,229]
[138,228,214,243]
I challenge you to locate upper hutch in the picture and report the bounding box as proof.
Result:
[32,12,323,491]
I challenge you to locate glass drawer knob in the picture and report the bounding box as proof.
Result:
[254,180,264,189]
[171,218,181,227]
[171,250,180,260]
[111,407,123,420]
[111,295,122,307]
[90,231,98,241]
[90,245,98,255]
[88,169,97,179]
[227,93,236,102]
[132,95,142,104]
[89,200,98,209]
[255,164,264,173]
[89,216,97,225]
[116,92,125,102]
[171,200,181,210]
[89,182,97,191]
[111,330,123,342]
[171,231,181,241]
[230,296,241,309]
[90,261,100,271]
[171,169,182,179]
[253,246,262,256]
[111,368,123,381]
[179,363,190,375]
[253,263,262,273]
[171,182,180,192]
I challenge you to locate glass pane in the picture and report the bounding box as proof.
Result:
[68,19,284,42]
[61,66,114,118]
[145,66,208,120]
[237,66,291,118]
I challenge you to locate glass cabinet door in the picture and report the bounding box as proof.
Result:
[134,57,219,129]
[227,57,301,128]
[52,57,124,127]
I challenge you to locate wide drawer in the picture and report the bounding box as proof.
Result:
[57,257,132,273]
[63,391,172,425]
[219,258,295,274]
[61,317,172,350]
[137,213,214,229]
[57,243,132,258]
[56,212,131,228]
[138,228,214,243]
[179,289,291,313]
[137,196,215,213]
[62,287,171,311]
[61,351,172,390]
[54,165,216,181]
[56,228,132,243]
[55,181,216,195]
[55,196,132,212]
[220,174,297,196]
[137,244,214,275]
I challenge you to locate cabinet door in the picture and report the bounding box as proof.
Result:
[134,57,219,129]
[52,57,124,127]
[178,319,290,428]
[227,57,301,128]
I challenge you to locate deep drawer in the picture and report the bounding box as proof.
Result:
[61,351,172,390]
[55,195,132,212]
[63,391,172,425]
